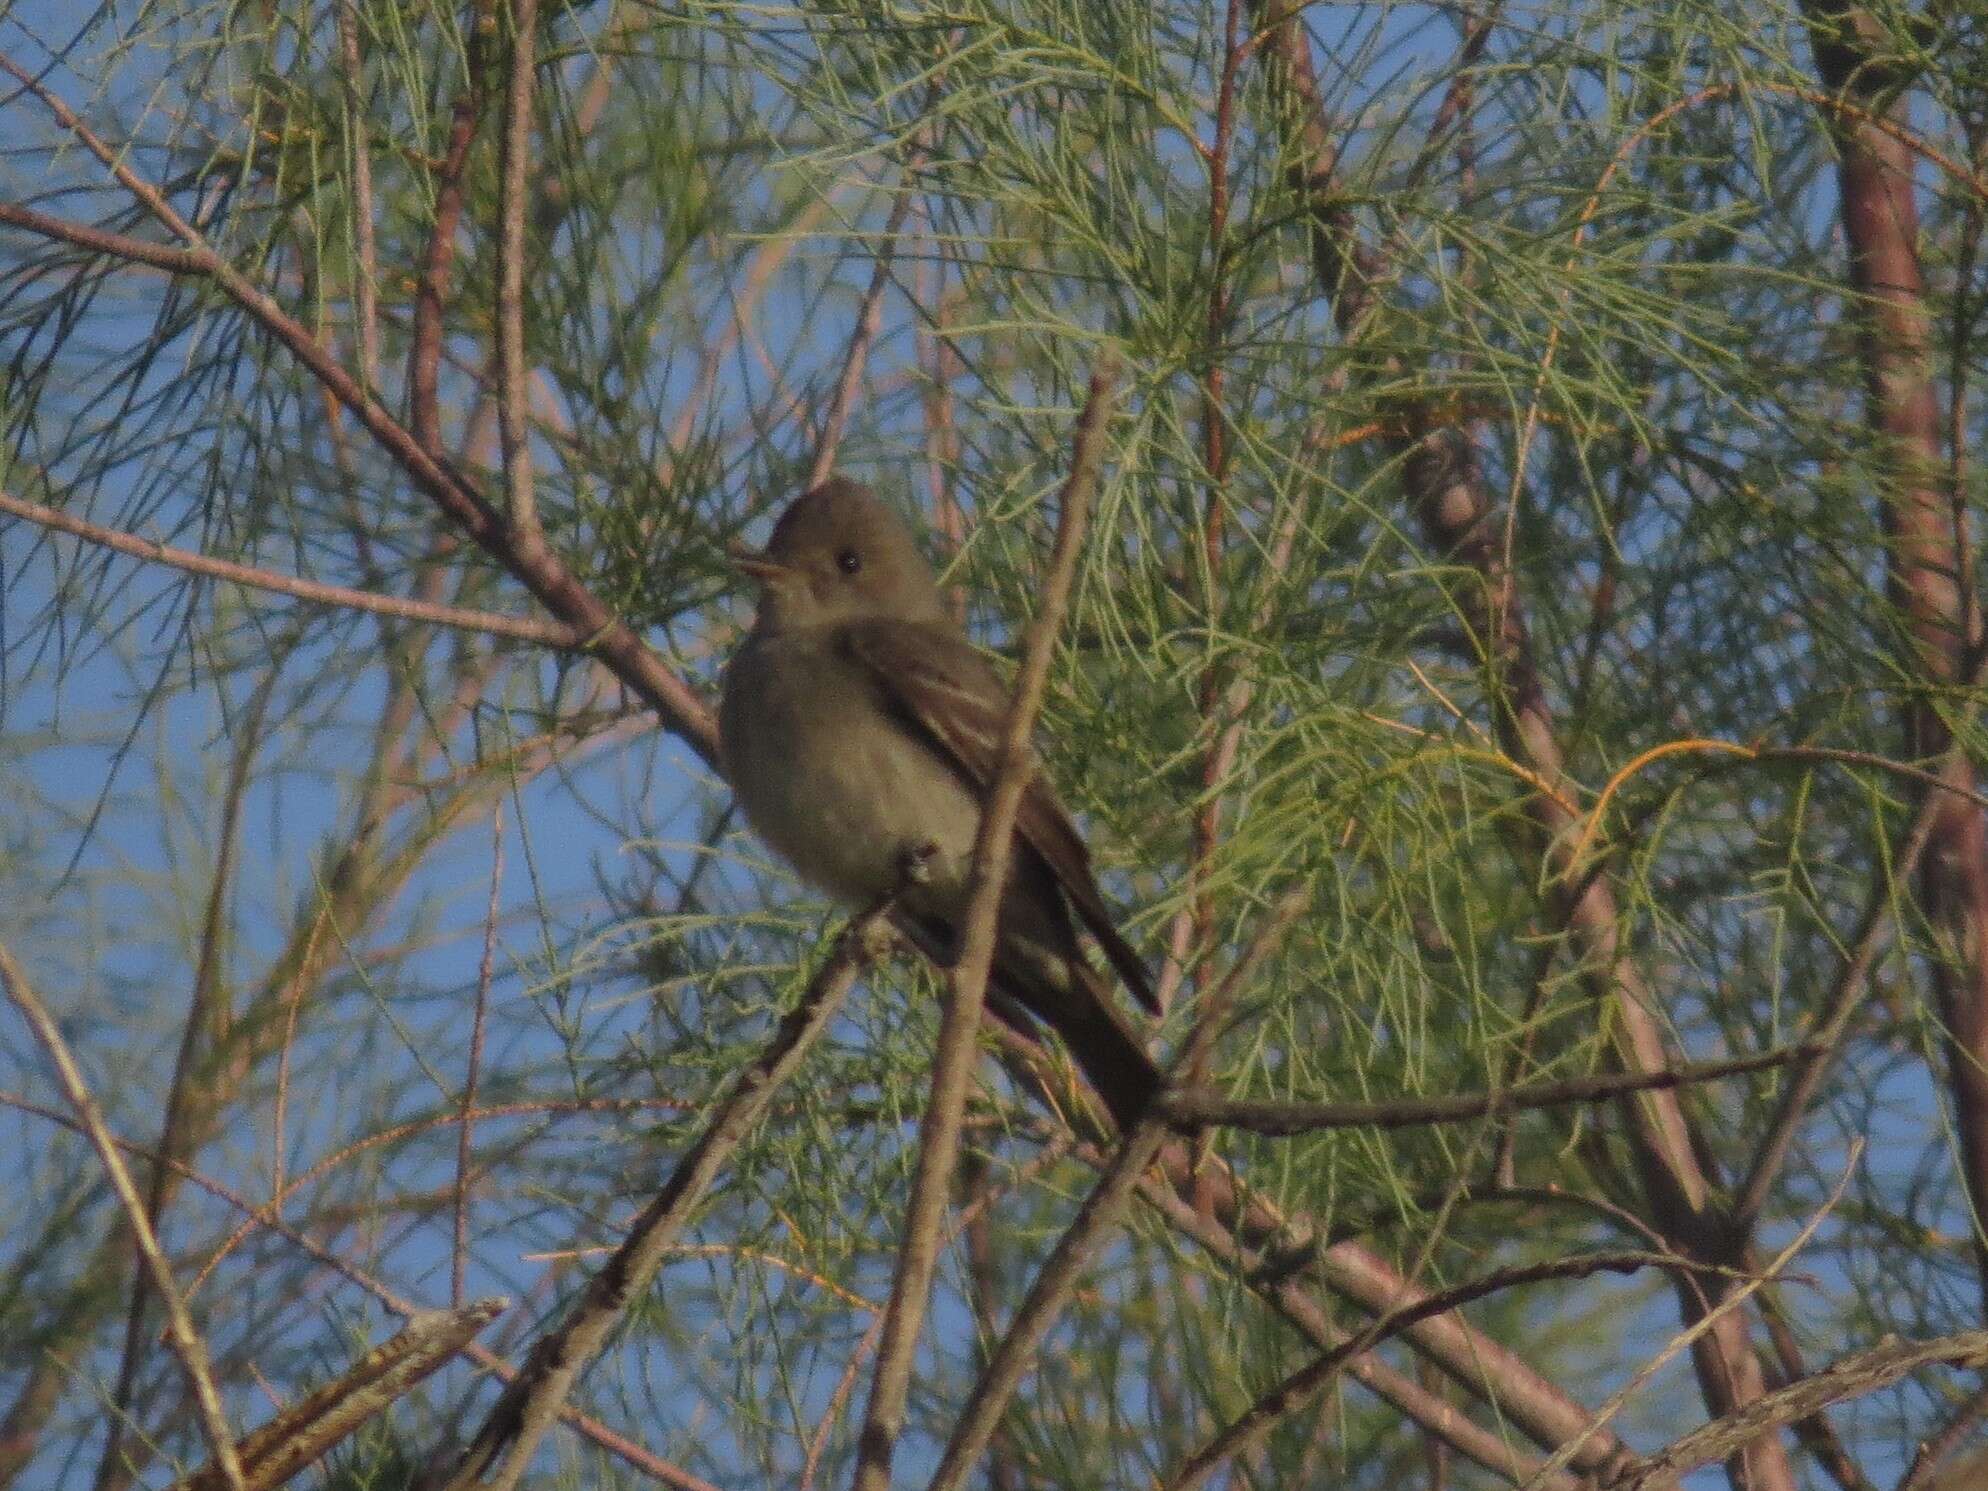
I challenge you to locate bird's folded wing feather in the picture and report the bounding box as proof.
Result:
[840,619,1157,1013]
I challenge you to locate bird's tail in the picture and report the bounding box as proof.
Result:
[994,959,1163,1132]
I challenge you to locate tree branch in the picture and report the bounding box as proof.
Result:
[1167,1250,1709,1491]
[850,361,1117,1491]
[0,49,719,761]
[1164,1043,1818,1135]
[0,487,584,647]
[0,941,248,1491]
[1613,1333,1988,1490]
[432,897,903,1491]
[0,200,207,272]
[171,1301,505,1491]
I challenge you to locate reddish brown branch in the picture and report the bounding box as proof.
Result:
[0,201,208,272]
[495,0,540,534]
[0,487,584,646]
[1177,0,1247,1011]
[410,0,498,455]
[1804,0,1988,1312]
[807,186,917,489]
[1128,1151,1598,1489]
[335,0,381,385]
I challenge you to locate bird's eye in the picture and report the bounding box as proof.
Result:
[837,549,863,575]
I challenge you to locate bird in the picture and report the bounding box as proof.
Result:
[718,477,1162,1129]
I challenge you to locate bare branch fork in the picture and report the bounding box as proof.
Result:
[849,360,1119,1491]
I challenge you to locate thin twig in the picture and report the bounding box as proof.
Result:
[434,897,904,1491]
[1174,0,1246,1014]
[1731,753,1954,1231]
[796,1136,1072,1491]
[99,660,280,1486]
[807,186,918,489]
[454,804,504,1307]
[850,361,1118,1491]
[1163,1042,1817,1135]
[409,0,497,455]
[924,1118,1169,1491]
[0,940,248,1491]
[1125,1154,1588,1491]
[1518,1141,1862,1490]
[980,1009,1624,1480]
[0,487,582,647]
[0,201,207,272]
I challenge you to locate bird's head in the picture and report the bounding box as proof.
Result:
[730,478,947,632]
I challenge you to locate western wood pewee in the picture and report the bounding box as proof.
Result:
[719,478,1161,1128]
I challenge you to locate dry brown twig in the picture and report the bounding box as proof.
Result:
[453,804,505,1307]
[0,487,582,647]
[0,940,249,1491]
[849,360,1119,1491]
[807,186,919,489]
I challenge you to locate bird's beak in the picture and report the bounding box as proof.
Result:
[726,539,791,584]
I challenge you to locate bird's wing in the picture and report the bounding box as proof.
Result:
[840,619,1157,1013]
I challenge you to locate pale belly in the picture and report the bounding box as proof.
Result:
[720,634,982,912]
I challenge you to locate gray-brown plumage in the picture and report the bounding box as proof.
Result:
[718,478,1160,1128]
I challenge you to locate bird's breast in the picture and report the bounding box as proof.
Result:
[720,633,981,910]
